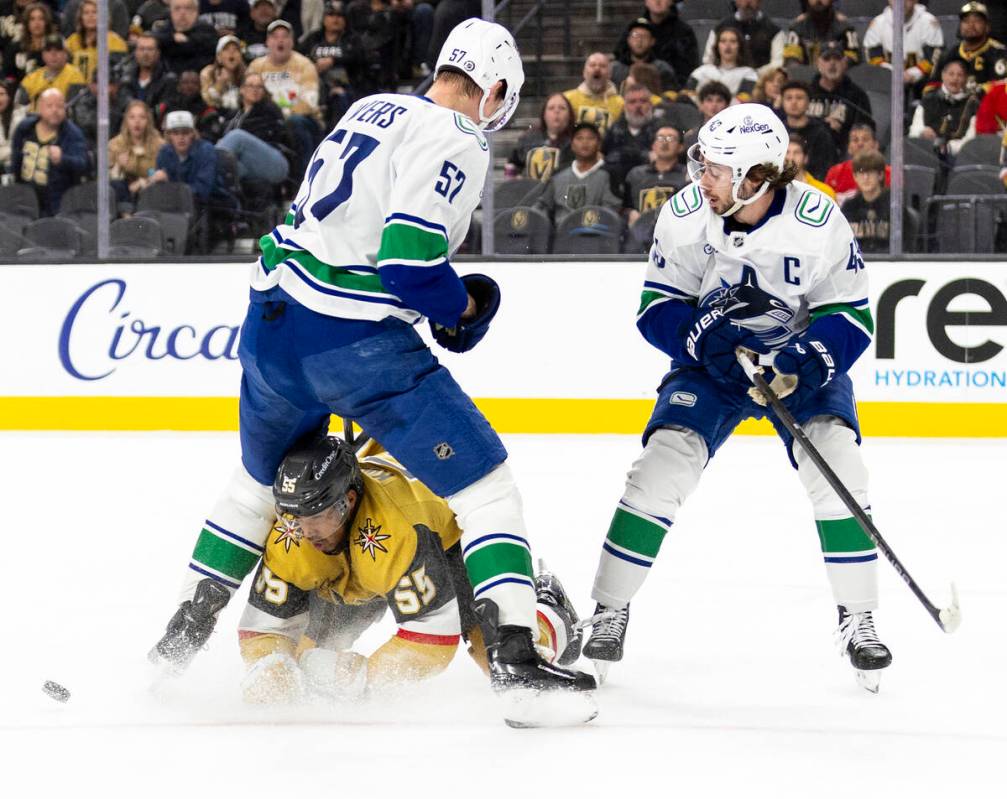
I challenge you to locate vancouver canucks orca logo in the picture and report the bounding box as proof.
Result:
[701,271,795,347]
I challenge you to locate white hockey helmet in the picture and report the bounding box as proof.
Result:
[686,102,788,216]
[434,18,525,132]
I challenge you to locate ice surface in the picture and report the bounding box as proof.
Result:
[1,431,1003,797]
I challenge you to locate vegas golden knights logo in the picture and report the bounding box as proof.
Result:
[525,146,560,181]
[582,208,600,227]
[576,106,612,135]
[510,208,529,230]
[638,186,676,213]
[564,184,587,210]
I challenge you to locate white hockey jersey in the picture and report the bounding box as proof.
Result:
[639,180,872,352]
[864,4,944,83]
[250,93,490,325]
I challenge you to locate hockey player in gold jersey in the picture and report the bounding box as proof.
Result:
[236,435,584,705]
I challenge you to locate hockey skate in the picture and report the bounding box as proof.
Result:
[582,602,629,685]
[836,605,893,694]
[148,578,231,675]
[474,598,597,728]
[534,560,583,666]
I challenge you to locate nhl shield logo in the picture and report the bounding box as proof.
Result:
[434,442,454,460]
[732,233,745,248]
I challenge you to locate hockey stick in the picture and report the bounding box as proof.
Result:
[736,350,961,634]
[342,417,371,454]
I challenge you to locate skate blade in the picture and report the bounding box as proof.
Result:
[855,669,882,694]
[499,688,598,729]
[592,659,611,685]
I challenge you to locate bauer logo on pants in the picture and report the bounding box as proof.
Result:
[669,391,697,407]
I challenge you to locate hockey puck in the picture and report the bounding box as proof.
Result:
[42,680,70,703]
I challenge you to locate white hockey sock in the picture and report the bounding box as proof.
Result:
[448,463,537,630]
[592,426,706,608]
[180,464,275,603]
[797,417,878,614]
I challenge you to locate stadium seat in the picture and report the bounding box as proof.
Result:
[903,164,937,211]
[17,217,84,260]
[109,217,164,258]
[928,194,1007,253]
[848,64,894,94]
[841,0,883,17]
[492,206,552,255]
[954,135,1002,168]
[133,209,190,255]
[553,206,625,255]
[904,136,942,169]
[937,15,960,50]
[0,215,26,259]
[785,64,817,84]
[60,212,97,255]
[59,181,117,217]
[946,165,1005,195]
[866,89,891,145]
[0,183,40,223]
[494,178,546,210]
[623,209,659,254]
[137,182,196,255]
[904,206,922,253]
[760,0,799,18]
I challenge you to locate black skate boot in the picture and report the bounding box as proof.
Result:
[534,561,583,666]
[582,602,629,684]
[149,578,231,674]
[474,598,597,728]
[836,605,893,694]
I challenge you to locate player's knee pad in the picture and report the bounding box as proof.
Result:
[623,425,707,523]
[446,462,524,536]
[796,416,869,517]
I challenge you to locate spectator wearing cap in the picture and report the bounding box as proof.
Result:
[702,0,783,71]
[14,35,86,113]
[563,52,624,137]
[927,3,1007,98]
[624,124,688,226]
[684,25,757,104]
[216,71,290,185]
[152,0,219,74]
[66,0,129,83]
[613,0,697,85]
[240,0,278,61]
[786,132,835,198]
[808,40,872,154]
[843,150,912,254]
[612,18,677,93]
[300,1,368,125]
[779,79,837,180]
[248,18,320,176]
[536,121,621,224]
[864,0,942,93]
[118,33,178,112]
[910,57,979,157]
[2,2,56,85]
[10,87,89,216]
[131,0,172,42]
[199,0,250,36]
[61,0,130,40]
[824,121,891,205]
[152,108,238,246]
[200,33,245,114]
[506,92,575,182]
[683,80,731,152]
[602,83,660,194]
[783,0,859,67]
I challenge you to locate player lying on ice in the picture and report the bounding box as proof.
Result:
[582,101,893,693]
[147,16,596,726]
[235,435,585,710]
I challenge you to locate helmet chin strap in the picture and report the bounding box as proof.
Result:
[477,90,502,130]
[719,178,771,217]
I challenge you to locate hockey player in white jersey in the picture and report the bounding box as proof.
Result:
[582,102,893,692]
[149,18,597,723]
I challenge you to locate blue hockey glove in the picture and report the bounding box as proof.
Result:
[751,336,836,408]
[681,302,767,388]
[430,273,500,353]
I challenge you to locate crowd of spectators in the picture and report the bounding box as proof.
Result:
[499,0,1007,255]
[1,0,1007,257]
[0,0,476,253]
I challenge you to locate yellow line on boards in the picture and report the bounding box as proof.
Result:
[0,397,1004,436]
